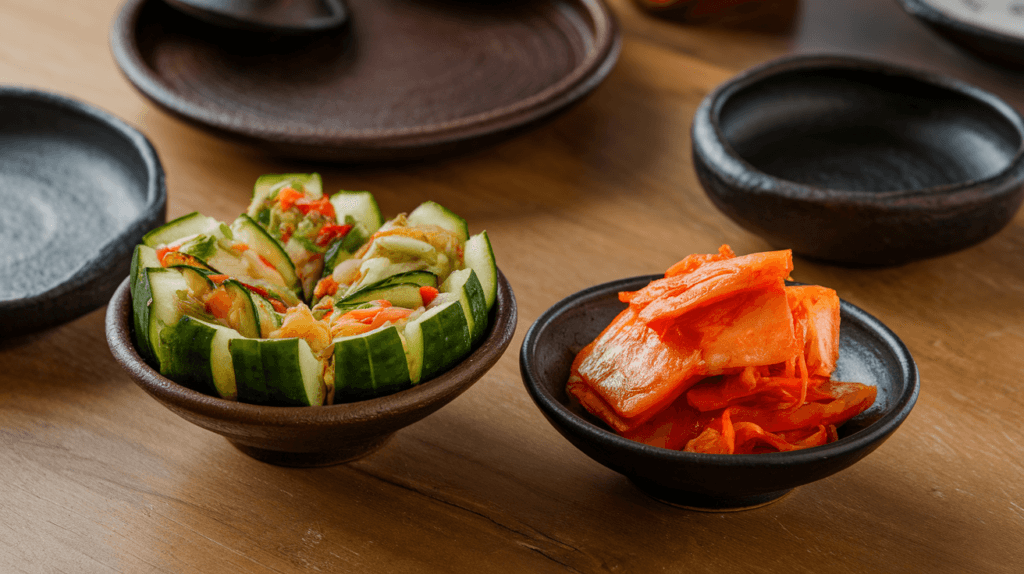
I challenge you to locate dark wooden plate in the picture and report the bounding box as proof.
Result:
[897,0,1024,69]
[0,87,166,337]
[110,0,620,162]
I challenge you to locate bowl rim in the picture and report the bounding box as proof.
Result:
[106,269,517,426]
[520,274,921,467]
[108,0,622,151]
[0,86,166,329]
[691,53,1024,205]
[896,0,1024,52]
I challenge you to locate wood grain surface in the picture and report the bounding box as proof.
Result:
[2,0,1023,572]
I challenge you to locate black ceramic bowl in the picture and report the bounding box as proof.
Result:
[520,275,919,511]
[107,271,517,467]
[692,54,1024,267]
[897,0,1024,69]
[0,87,166,336]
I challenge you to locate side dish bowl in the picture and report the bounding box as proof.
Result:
[691,54,1024,267]
[106,271,517,467]
[0,87,165,336]
[896,0,1024,69]
[519,275,919,511]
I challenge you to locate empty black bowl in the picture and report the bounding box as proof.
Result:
[692,54,1024,267]
[520,275,920,511]
[0,87,166,336]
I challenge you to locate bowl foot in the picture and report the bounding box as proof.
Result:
[630,478,793,512]
[229,435,393,467]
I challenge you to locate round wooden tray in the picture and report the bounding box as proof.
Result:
[110,0,620,162]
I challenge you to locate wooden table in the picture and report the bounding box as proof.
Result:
[3,0,1023,572]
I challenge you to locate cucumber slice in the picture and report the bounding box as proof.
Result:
[403,300,471,384]
[371,235,437,259]
[228,338,268,404]
[250,292,284,336]
[441,269,489,345]
[130,245,161,365]
[329,190,384,235]
[464,231,497,311]
[407,201,469,242]
[248,173,324,221]
[221,280,262,338]
[170,264,216,293]
[343,270,436,303]
[163,265,264,339]
[332,325,412,403]
[323,216,368,274]
[230,337,326,406]
[230,214,303,298]
[346,259,437,295]
[340,283,425,309]
[159,315,242,400]
[144,267,190,372]
[142,212,220,248]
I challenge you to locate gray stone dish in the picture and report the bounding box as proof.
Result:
[519,275,919,511]
[0,87,165,337]
[691,54,1024,267]
[106,271,517,467]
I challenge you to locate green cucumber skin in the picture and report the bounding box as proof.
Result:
[329,190,384,234]
[230,338,269,404]
[231,338,325,407]
[323,222,369,273]
[159,315,218,397]
[344,270,436,302]
[332,336,375,402]
[146,268,190,373]
[417,303,471,381]
[260,339,325,407]
[333,327,412,403]
[249,173,323,219]
[130,246,159,365]
[341,283,424,309]
[407,201,469,242]
[221,280,261,339]
[462,271,489,345]
[142,212,217,248]
[464,231,498,311]
[366,328,413,396]
[231,214,302,298]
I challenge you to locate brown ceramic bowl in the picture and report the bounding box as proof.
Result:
[520,276,919,511]
[106,272,516,467]
[692,54,1024,267]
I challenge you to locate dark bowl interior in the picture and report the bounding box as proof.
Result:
[720,67,1019,192]
[692,55,1024,267]
[106,271,517,467]
[0,87,165,336]
[520,275,920,511]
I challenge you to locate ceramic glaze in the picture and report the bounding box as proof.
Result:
[691,55,1024,266]
[0,88,165,336]
[110,0,620,161]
